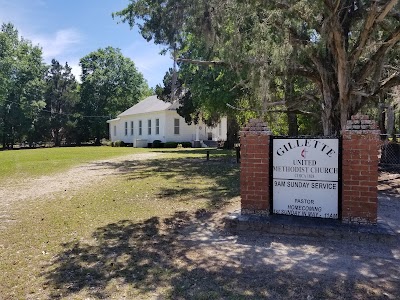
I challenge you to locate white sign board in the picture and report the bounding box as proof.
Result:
[272,138,339,219]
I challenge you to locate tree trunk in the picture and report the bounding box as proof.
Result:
[10,126,14,149]
[336,64,352,132]
[287,112,298,136]
[311,53,339,136]
[340,99,350,133]
[53,130,60,147]
[284,70,298,136]
[378,103,386,135]
[320,80,337,136]
[1,121,6,149]
[226,116,239,149]
[1,108,9,149]
[387,104,395,136]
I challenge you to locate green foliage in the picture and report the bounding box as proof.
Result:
[102,139,113,146]
[164,142,179,148]
[112,140,126,147]
[78,47,151,143]
[181,142,192,148]
[0,23,46,148]
[297,113,322,136]
[152,139,163,148]
[265,110,288,136]
[113,0,191,46]
[115,1,400,136]
[0,24,151,147]
[163,141,192,148]
[44,59,79,146]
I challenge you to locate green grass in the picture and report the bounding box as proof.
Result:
[1,148,393,299]
[0,148,240,299]
[0,146,148,181]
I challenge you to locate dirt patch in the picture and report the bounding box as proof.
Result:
[42,202,400,299]
[378,171,400,234]
[0,152,159,228]
[379,171,400,195]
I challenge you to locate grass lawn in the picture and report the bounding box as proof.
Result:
[0,146,147,181]
[2,148,399,299]
[0,147,240,299]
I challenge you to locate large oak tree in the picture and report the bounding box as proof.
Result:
[115,0,400,135]
[78,47,151,143]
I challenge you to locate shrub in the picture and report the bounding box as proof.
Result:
[101,139,112,146]
[164,142,179,148]
[181,142,192,148]
[152,140,163,148]
[164,142,192,148]
[163,141,192,148]
[112,140,125,147]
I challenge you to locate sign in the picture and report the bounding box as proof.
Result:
[272,138,339,219]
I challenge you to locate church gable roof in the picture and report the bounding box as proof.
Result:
[118,95,177,117]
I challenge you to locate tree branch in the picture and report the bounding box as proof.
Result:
[323,0,334,10]
[350,0,399,69]
[289,66,321,85]
[288,27,314,46]
[356,25,400,84]
[376,0,398,22]
[351,73,400,97]
[307,52,328,92]
[378,73,400,92]
[267,109,319,116]
[176,58,227,66]
[176,57,272,68]
[350,3,379,69]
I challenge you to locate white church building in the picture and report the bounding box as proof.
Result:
[106,95,227,147]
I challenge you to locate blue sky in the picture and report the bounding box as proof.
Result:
[0,0,172,88]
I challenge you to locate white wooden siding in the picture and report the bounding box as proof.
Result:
[108,110,227,146]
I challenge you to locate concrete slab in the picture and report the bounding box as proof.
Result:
[224,207,398,243]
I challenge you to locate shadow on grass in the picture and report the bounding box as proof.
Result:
[39,153,400,299]
[43,210,240,299]
[379,170,400,199]
[90,154,240,208]
[379,164,400,175]
[42,208,400,299]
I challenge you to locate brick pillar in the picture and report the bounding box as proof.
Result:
[342,114,380,224]
[240,119,271,215]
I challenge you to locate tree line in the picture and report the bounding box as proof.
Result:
[3,0,399,149]
[114,0,400,137]
[0,23,152,149]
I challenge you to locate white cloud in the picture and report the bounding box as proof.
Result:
[31,28,83,62]
[67,60,82,83]
[0,2,83,81]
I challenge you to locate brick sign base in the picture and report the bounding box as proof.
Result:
[240,115,379,224]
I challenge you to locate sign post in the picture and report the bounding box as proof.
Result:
[272,138,339,219]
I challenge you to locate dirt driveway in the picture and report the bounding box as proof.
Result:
[0,152,159,229]
[1,154,399,299]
